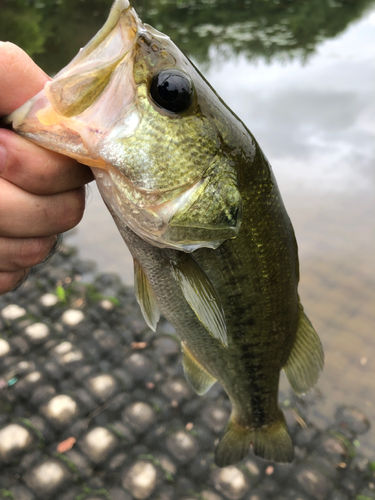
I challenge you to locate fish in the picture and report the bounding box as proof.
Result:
[5,0,324,467]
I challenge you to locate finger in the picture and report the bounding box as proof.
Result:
[0,235,57,272]
[0,42,49,116]
[0,270,29,296]
[0,178,86,237]
[0,128,94,195]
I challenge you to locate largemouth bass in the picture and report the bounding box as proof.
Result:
[6,0,324,466]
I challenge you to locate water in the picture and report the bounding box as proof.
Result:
[2,0,375,459]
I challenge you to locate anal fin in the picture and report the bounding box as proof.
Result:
[182,341,217,395]
[134,259,160,332]
[283,304,324,395]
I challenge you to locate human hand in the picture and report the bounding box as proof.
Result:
[0,42,94,295]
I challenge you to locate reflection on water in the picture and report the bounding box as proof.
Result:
[1,0,374,72]
[1,0,375,464]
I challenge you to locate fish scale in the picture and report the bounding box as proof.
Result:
[119,108,219,190]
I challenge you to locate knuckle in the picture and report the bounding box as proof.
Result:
[22,237,57,268]
[8,236,56,269]
[0,270,28,296]
[0,237,51,272]
[60,187,86,231]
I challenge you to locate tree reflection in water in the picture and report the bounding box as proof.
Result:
[0,0,373,74]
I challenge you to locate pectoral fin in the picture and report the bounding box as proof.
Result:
[283,304,324,395]
[170,174,242,231]
[166,162,242,247]
[134,259,160,331]
[182,342,217,395]
[170,255,228,347]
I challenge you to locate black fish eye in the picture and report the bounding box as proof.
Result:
[150,70,193,113]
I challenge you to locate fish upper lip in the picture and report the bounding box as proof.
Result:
[55,0,138,75]
[50,1,140,89]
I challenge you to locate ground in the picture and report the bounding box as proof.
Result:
[0,244,374,500]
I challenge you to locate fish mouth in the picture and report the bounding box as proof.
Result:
[6,0,141,169]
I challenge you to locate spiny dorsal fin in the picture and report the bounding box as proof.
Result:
[134,259,160,332]
[170,254,228,347]
[182,341,217,395]
[283,304,324,396]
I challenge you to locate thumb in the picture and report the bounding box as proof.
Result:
[0,42,50,116]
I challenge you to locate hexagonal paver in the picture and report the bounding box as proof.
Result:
[40,293,59,307]
[125,353,154,380]
[87,373,118,402]
[42,395,78,427]
[25,459,72,499]
[122,461,159,499]
[295,463,334,500]
[161,378,192,402]
[0,338,11,357]
[79,427,118,464]
[201,405,230,433]
[123,401,156,433]
[61,309,84,326]
[166,430,199,464]
[1,304,26,320]
[24,323,50,342]
[212,466,250,500]
[0,423,34,462]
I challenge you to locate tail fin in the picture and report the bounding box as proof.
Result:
[215,411,294,467]
[251,413,294,464]
[215,417,253,468]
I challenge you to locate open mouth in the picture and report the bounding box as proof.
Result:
[6,0,141,169]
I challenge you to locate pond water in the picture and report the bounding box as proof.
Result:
[2,0,375,460]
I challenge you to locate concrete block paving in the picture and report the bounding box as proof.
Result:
[0,244,374,500]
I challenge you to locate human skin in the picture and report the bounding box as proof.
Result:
[0,42,93,295]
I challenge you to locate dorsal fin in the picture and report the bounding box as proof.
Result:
[283,304,324,395]
[134,259,160,331]
[182,341,217,395]
[170,254,228,347]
